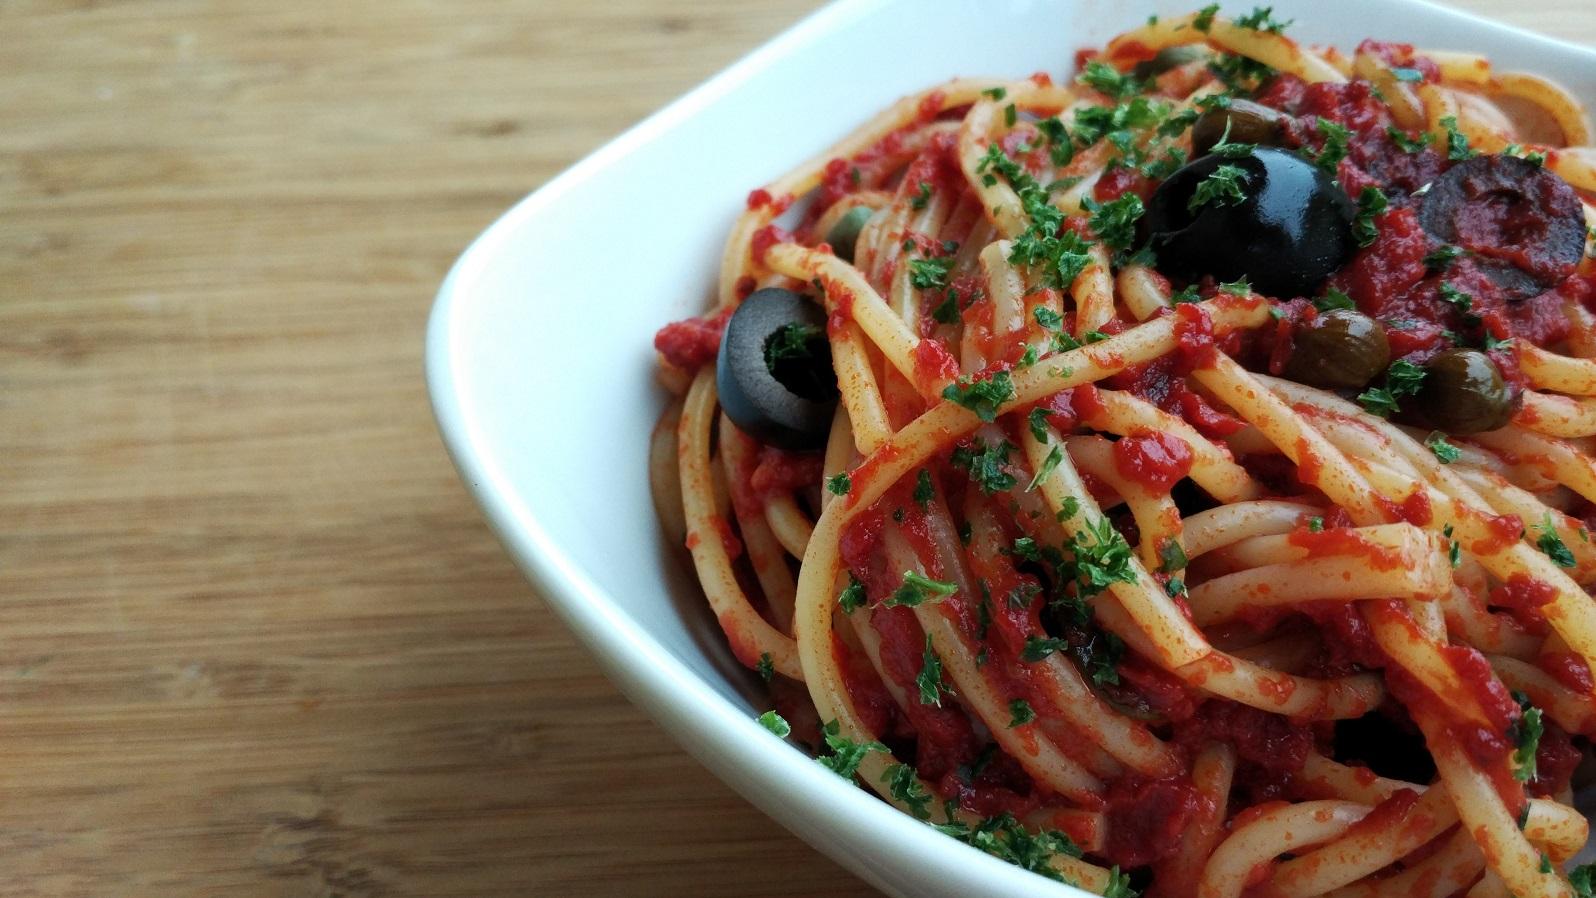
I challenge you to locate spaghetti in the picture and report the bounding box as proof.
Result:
[650,8,1596,897]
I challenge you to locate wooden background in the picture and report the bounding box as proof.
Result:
[0,2,1591,895]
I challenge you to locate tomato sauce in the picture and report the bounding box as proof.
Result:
[1102,776,1201,867]
[1112,431,1195,492]
[653,306,732,371]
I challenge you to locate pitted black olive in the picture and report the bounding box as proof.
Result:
[1418,154,1585,302]
[1283,309,1390,389]
[1132,45,1210,80]
[1143,147,1357,298]
[1190,99,1286,157]
[716,288,837,450]
[1404,349,1516,434]
[825,205,876,264]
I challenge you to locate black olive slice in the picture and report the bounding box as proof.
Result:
[1144,147,1356,298]
[1403,348,1517,434]
[1417,154,1585,302]
[715,288,837,450]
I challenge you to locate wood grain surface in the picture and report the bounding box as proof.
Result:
[0,2,1591,896]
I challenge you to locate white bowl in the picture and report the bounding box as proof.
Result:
[427,3,1596,895]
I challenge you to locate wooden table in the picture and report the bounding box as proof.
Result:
[2,2,1591,895]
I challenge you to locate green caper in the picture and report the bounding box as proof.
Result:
[1191,99,1287,157]
[1282,309,1391,390]
[825,205,876,263]
[1131,45,1210,80]
[1408,349,1517,434]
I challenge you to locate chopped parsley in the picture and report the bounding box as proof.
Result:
[982,86,1007,101]
[1425,432,1462,464]
[1387,125,1433,154]
[1170,284,1202,304]
[883,763,933,820]
[1357,359,1426,417]
[1078,60,1145,99]
[756,652,774,682]
[933,813,1083,883]
[886,570,960,608]
[1483,331,1513,351]
[913,469,935,507]
[943,370,1015,422]
[1235,6,1292,32]
[1424,244,1463,270]
[1058,496,1081,519]
[1085,193,1145,254]
[1570,864,1595,898]
[1535,513,1577,568]
[1440,115,1475,161]
[1072,515,1138,595]
[1308,516,1325,532]
[1028,407,1053,442]
[1304,117,1352,175]
[838,574,868,613]
[1034,306,1064,331]
[1004,103,1018,127]
[1026,444,1066,492]
[1193,4,1220,32]
[1022,635,1070,663]
[1007,699,1036,727]
[909,255,956,291]
[826,472,851,496]
[1218,278,1251,296]
[757,710,791,737]
[1188,163,1250,212]
[817,719,888,779]
[1352,186,1388,248]
[1159,539,1189,573]
[1509,693,1544,783]
[932,290,961,324]
[910,181,933,210]
[1439,282,1474,314]
[1314,287,1356,312]
[1084,631,1125,685]
[917,634,951,707]
[1140,146,1189,179]
[952,438,1019,493]
[1104,867,1140,898]
[1036,116,1074,166]
[1158,108,1200,139]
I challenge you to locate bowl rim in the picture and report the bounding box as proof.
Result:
[425,1,1595,894]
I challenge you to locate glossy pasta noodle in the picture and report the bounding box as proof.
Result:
[649,8,1596,897]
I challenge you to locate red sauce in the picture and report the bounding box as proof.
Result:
[1093,165,1146,202]
[1112,431,1195,492]
[652,306,731,371]
[1470,513,1525,556]
[870,605,980,781]
[1175,700,1313,802]
[1530,719,1583,797]
[1542,651,1595,697]
[1170,302,1217,372]
[915,89,947,123]
[747,447,824,501]
[745,188,794,214]
[912,338,960,392]
[1102,777,1200,867]
[1340,787,1422,840]
[1488,574,1558,635]
[750,223,793,265]
[1286,526,1403,570]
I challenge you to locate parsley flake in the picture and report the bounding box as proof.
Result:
[952,438,1019,494]
[756,652,774,682]
[1193,4,1220,32]
[1314,287,1356,312]
[1028,407,1053,442]
[913,469,935,507]
[1078,60,1145,99]
[1353,186,1388,247]
[817,719,888,779]
[838,574,868,613]
[1026,444,1065,492]
[1022,635,1070,662]
[917,634,951,707]
[910,255,956,291]
[910,181,933,210]
[1072,516,1137,595]
[1440,116,1475,161]
[826,472,851,496]
[1425,432,1462,464]
[1188,163,1250,212]
[883,763,933,819]
[1510,696,1544,783]
[757,710,791,737]
[1535,513,1576,568]
[1235,6,1292,32]
[943,371,1016,422]
[1007,699,1036,727]
[886,571,959,608]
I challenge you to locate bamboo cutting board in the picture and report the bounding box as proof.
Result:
[0,2,1591,896]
